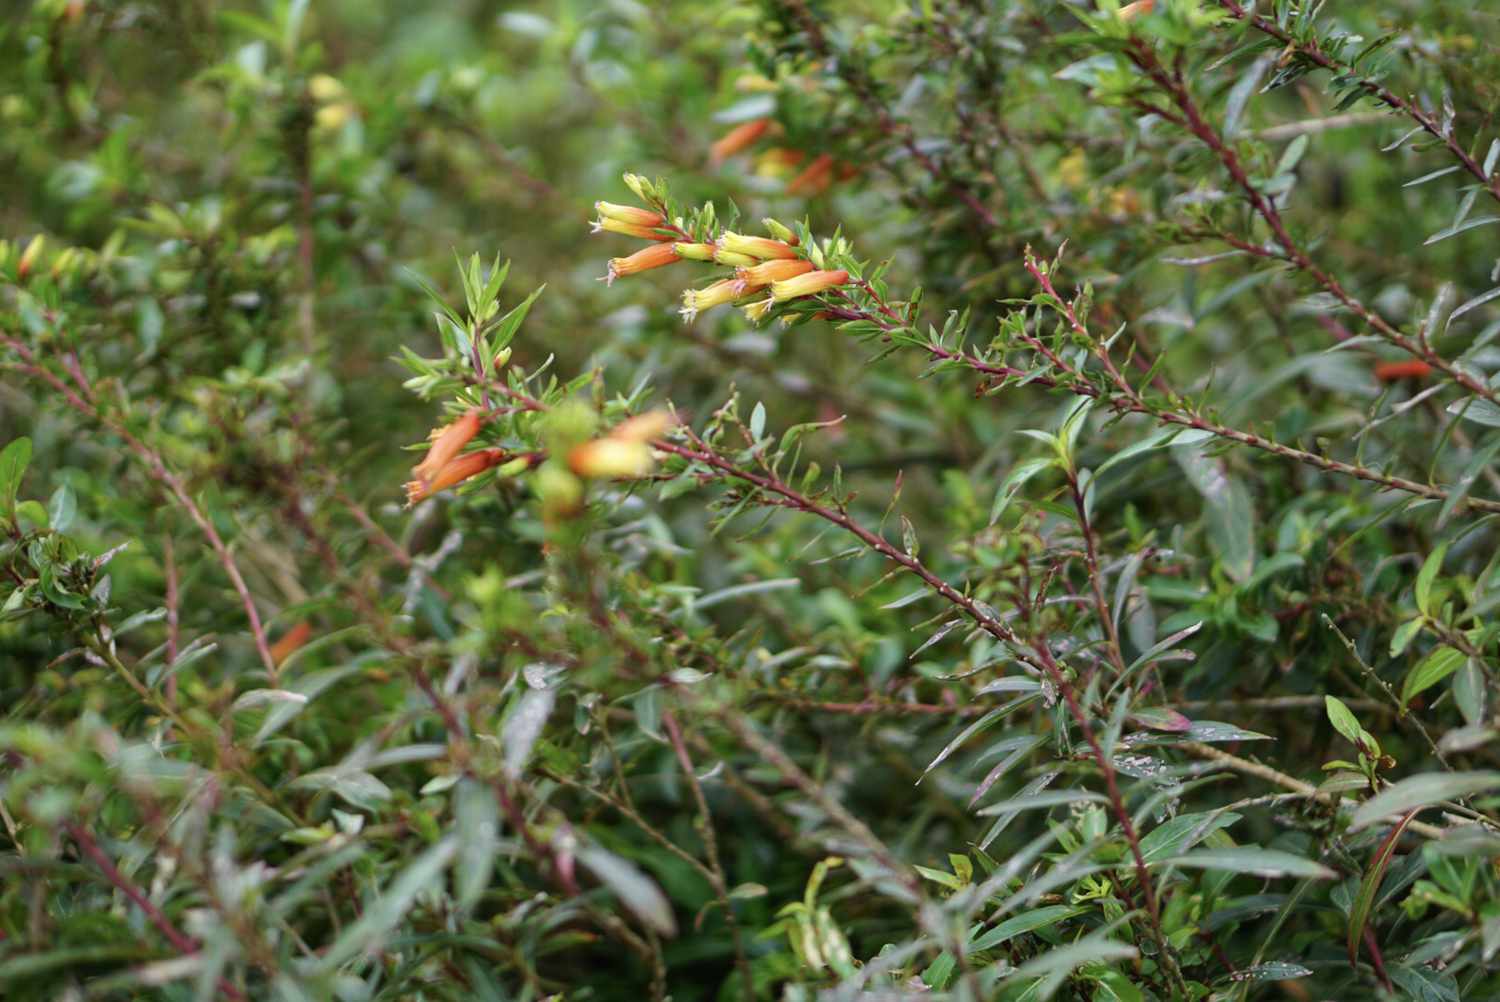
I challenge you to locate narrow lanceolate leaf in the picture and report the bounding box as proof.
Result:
[1349,772,1500,832]
[577,846,678,937]
[316,837,459,973]
[1348,809,1415,966]
[1165,847,1336,880]
[454,779,501,911]
[0,437,29,515]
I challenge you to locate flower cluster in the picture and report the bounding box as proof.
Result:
[708,116,854,196]
[589,177,852,326]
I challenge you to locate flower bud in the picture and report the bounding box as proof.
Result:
[1118,0,1155,19]
[1374,360,1433,382]
[761,219,800,245]
[606,243,681,285]
[622,173,653,203]
[718,232,798,260]
[770,269,849,302]
[673,242,718,261]
[18,234,44,279]
[709,118,770,164]
[309,74,346,102]
[595,201,666,228]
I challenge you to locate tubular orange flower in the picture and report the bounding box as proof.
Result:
[770,269,849,302]
[674,242,718,261]
[404,448,508,506]
[718,232,799,260]
[1118,0,1154,19]
[270,622,313,665]
[709,118,771,164]
[411,409,483,484]
[594,201,666,227]
[680,278,746,322]
[590,217,673,241]
[786,153,835,196]
[736,258,814,289]
[606,243,681,285]
[568,438,653,479]
[1374,360,1434,382]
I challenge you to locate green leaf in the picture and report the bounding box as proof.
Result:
[1164,847,1336,880]
[0,437,30,516]
[454,779,500,912]
[1325,696,1362,746]
[1138,811,1241,863]
[1415,543,1448,615]
[1349,772,1500,831]
[315,837,459,973]
[577,845,678,937]
[47,485,75,533]
[1402,646,1465,708]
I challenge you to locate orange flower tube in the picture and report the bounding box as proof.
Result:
[710,118,770,163]
[607,243,681,285]
[411,410,483,484]
[405,448,508,506]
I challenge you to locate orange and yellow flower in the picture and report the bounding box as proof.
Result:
[680,279,747,322]
[411,410,483,485]
[786,153,835,196]
[594,201,665,228]
[606,243,681,285]
[735,258,813,291]
[591,216,673,241]
[405,448,509,506]
[718,232,799,260]
[710,118,771,164]
[770,269,849,302]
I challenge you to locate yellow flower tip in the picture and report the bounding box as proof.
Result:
[590,216,672,241]
[736,258,814,287]
[405,448,509,507]
[718,232,799,260]
[770,269,850,302]
[411,409,484,483]
[674,242,717,261]
[741,297,776,324]
[709,118,771,164]
[17,234,45,279]
[713,248,759,268]
[1117,0,1155,19]
[568,438,654,479]
[679,278,744,322]
[610,409,675,445]
[594,201,665,228]
[606,243,681,285]
[308,74,346,102]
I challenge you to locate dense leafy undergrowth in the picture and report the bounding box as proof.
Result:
[4,1,1500,999]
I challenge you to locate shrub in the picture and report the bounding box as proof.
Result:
[3,1,1500,1000]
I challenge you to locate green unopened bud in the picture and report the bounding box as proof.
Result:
[536,463,584,518]
[492,346,512,369]
[18,234,44,279]
[542,400,599,452]
[622,172,653,203]
[762,218,799,245]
